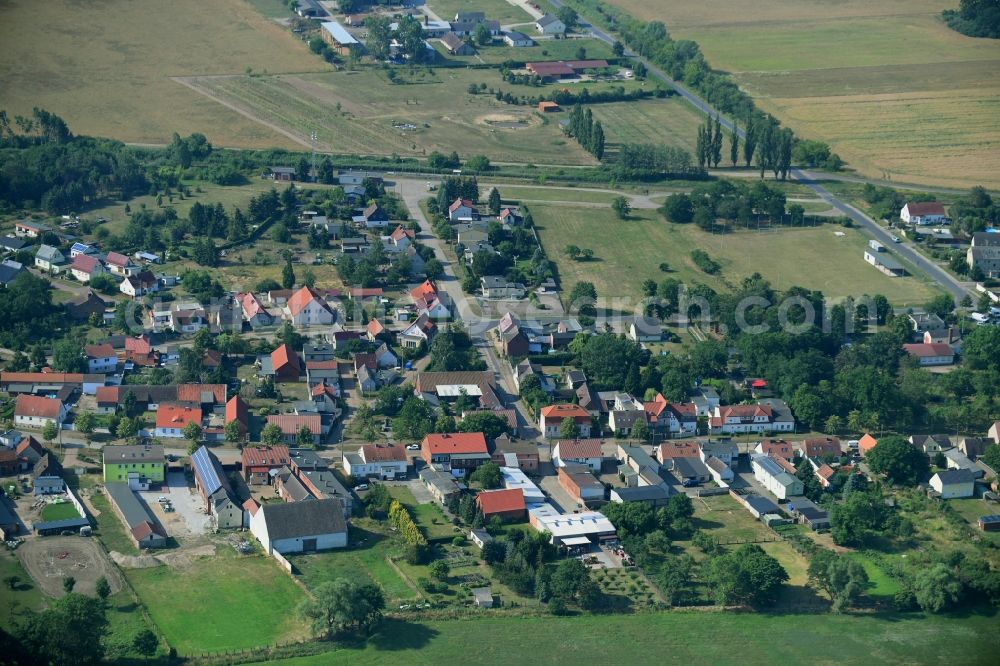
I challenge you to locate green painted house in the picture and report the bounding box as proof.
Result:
[103,444,166,488]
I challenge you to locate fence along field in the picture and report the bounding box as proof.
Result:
[599,0,1000,189]
[0,0,318,149]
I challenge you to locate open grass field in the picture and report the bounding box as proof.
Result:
[531,203,939,307]
[40,501,81,522]
[494,185,621,204]
[0,550,44,630]
[0,0,320,149]
[591,96,716,158]
[428,0,534,25]
[272,611,1000,665]
[600,0,1000,189]
[186,68,596,164]
[126,550,307,654]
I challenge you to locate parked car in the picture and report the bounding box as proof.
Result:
[890,234,901,243]
[355,484,369,491]
[682,479,700,488]
[406,444,420,450]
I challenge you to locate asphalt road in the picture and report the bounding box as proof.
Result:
[556,0,972,303]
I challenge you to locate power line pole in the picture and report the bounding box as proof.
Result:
[310,130,318,183]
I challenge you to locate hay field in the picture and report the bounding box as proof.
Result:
[603,0,1000,189]
[0,0,319,148]
[532,203,938,307]
[187,68,597,164]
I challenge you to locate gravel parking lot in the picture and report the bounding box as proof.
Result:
[137,472,211,537]
[538,474,586,513]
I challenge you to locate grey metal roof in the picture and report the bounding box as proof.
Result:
[260,498,346,541]
[673,456,709,479]
[105,483,157,530]
[743,493,780,515]
[104,444,165,464]
[935,468,975,484]
[613,485,671,501]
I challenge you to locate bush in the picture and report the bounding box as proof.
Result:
[690,249,720,275]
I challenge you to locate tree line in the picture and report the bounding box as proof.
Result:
[565,105,605,160]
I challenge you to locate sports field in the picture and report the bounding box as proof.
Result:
[601,0,1000,189]
[271,612,1000,665]
[532,203,938,307]
[0,0,318,149]
[126,551,307,654]
[186,68,596,164]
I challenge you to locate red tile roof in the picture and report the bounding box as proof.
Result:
[718,404,773,419]
[70,254,101,273]
[448,198,474,213]
[14,395,63,419]
[367,319,385,337]
[802,437,842,458]
[306,360,339,370]
[540,404,591,421]
[557,439,604,459]
[354,353,377,371]
[859,433,878,454]
[903,343,954,358]
[238,292,271,319]
[271,344,300,374]
[287,286,331,317]
[758,439,794,459]
[124,336,152,354]
[16,437,43,457]
[242,446,290,469]
[266,414,321,435]
[96,386,118,404]
[85,343,116,359]
[105,251,131,268]
[225,395,248,428]
[476,488,525,516]
[422,432,488,455]
[131,521,166,540]
[1,372,88,384]
[176,384,226,404]
[905,201,946,216]
[410,279,438,301]
[389,225,415,242]
[155,404,201,430]
[362,443,407,462]
[658,441,700,459]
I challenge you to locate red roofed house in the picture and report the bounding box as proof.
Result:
[225,395,249,440]
[84,343,117,373]
[154,404,202,438]
[366,318,386,342]
[644,393,697,435]
[386,225,415,251]
[269,344,301,382]
[238,292,274,329]
[755,439,795,461]
[421,432,490,472]
[858,433,878,457]
[709,403,791,435]
[344,443,409,480]
[104,251,139,277]
[410,279,438,302]
[243,445,291,485]
[476,488,526,521]
[266,414,323,446]
[448,198,476,221]
[814,462,836,488]
[286,286,334,327]
[120,271,159,298]
[900,202,947,226]
[903,342,955,366]
[410,279,450,319]
[14,395,68,429]
[798,437,842,459]
[539,404,592,439]
[69,254,105,283]
[552,439,604,471]
[656,441,701,463]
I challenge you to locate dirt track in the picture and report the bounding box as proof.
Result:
[18,536,122,598]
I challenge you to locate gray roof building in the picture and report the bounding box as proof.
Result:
[258,498,346,542]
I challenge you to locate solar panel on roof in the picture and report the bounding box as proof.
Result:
[192,447,223,496]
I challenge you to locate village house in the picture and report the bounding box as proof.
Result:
[558,464,605,505]
[120,271,158,298]
[69,254,104,283]
[34,245,66,273]
[225,395,249,442]
[14,395,68,430]
[286,286,335,327]
[910,434,953,455]
[967,232,1000,278]
[535,13,566,34]
[903,342,955,366]
[751,454,804,500]
[102,444,165,488]
[420,467,462,505]
[799,437,842,459]
[104,251,139,277]
[400,314,437,348]
[263,343,301,382]
[490,434,539,472]
[362,203,390,229]
[242,445,291,485]
[154,404,201,439]
[441,31,475,55]
[84,343,117,373]
[900,202,947,226]
[785,497,830,531]
[476,488,526,522]
[238,292,274,329]
[480,276,526,300]
[628,317,663,342]
[930,468,975,499]
[708,400,795,435]
[343,443,409,480]
[266,414,323,446]
[504,31,533,47]
[552,439,605,471]
[448,198,477,222]
[421,432,490,473]
[756,439,795,461]
[541,403,592,438]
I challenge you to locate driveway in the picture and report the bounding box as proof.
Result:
[538,474,584,513]
[137,472,211,538]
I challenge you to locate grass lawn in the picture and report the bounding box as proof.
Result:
[532,202,939,307]
[89,490,140,556]
[846,553,902,600]
[270,611,1000,665]
[387,486,457,541]
[0,0,318,150]
[0,550,45,631]
[934,497,1000,545]
[290,523,418,603]
[126,550,307,655]
[494,185,620,204]
[40,501,82,522]
[598,0,1000,189]
[427,0,533,25]
[103,590,165,661]
[592,96,723,160]
[187,67,597,165]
